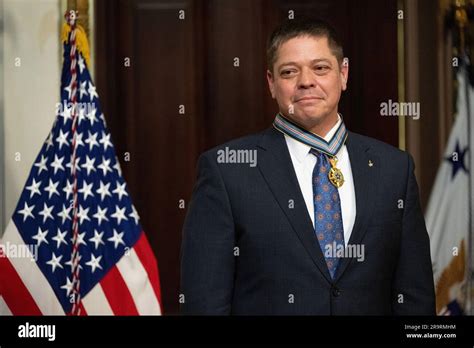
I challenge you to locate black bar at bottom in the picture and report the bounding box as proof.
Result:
[0,316,473,345]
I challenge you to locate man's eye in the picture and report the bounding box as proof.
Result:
[315,66,329,72]
[281,70,295,76]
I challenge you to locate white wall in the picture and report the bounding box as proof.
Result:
[2,0,62,234]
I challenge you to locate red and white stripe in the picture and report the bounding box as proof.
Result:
[0,220,162,315]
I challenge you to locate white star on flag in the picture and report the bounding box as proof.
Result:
[46,253,64,273]
[107,229,125,249]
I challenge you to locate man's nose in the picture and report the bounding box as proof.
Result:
[297,67,316,89]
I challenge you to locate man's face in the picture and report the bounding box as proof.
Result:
[267,35,348,128]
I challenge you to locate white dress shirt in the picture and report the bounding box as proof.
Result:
[284,116,356,246]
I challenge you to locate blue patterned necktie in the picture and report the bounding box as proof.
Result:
[311,149,345,279]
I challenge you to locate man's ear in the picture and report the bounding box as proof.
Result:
[266,69,276,99]
[340,58,349,91]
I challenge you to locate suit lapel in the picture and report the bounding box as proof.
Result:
[334,132,380,281]
[257,127,333,283]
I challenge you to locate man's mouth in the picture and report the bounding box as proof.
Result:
[295,96,323,102]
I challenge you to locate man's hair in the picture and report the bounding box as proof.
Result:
[266,17,344,72]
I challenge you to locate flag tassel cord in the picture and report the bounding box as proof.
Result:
[64,10,83,316]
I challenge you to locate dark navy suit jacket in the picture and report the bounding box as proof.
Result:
[180,127,436,315]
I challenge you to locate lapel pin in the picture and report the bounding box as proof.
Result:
[368,160,374,167]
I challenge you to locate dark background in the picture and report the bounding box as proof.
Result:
[95,0,399,314]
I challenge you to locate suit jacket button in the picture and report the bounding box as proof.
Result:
[332,287,341,297]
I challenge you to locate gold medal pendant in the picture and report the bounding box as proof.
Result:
[328,156,344,188]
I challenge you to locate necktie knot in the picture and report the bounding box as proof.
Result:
[309,148,320,156]
[310,149,329,167]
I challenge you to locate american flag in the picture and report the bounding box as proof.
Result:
[0,20,162,315]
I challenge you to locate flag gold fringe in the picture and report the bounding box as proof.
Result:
[61,23,91,68]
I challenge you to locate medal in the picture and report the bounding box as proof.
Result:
[328,156,344,188]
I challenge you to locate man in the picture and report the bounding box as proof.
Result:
[180,18,436,315]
